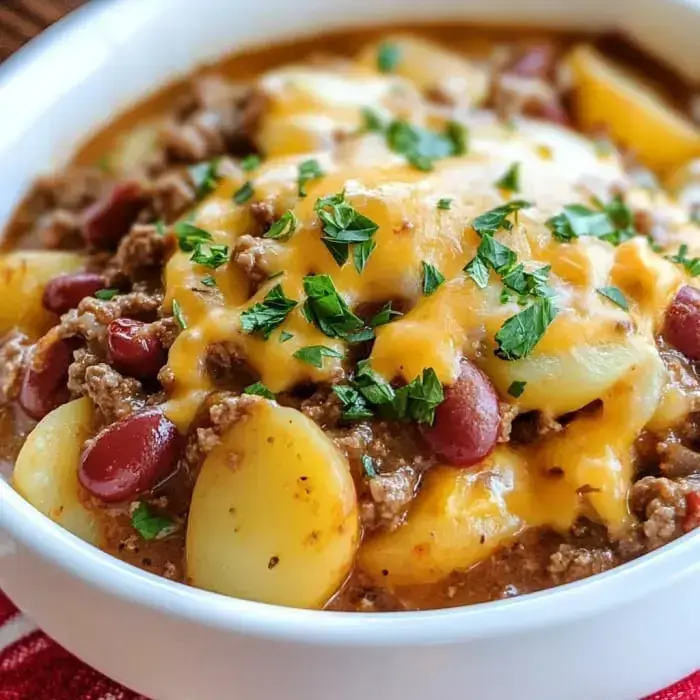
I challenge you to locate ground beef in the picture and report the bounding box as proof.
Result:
[149,170,198,222]
[367,466,418,531]
[660,442,700,478]
[547,543,617,583]
[629,475,688,549]
[233,234,276,284]
[0,331,31,404]
[114,223,171,280]
[250,201,276,233]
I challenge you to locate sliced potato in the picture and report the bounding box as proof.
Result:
[186,398,358,609]
[12,397,102,545]
[0,251,84,338]
[359,448,530,587]
[568,44,700,173]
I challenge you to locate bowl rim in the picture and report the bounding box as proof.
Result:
[2,0,700,647]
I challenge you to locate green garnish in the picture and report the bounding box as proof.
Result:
[293,345,344,368]
[597,286,629,310]
[279,330,294,343]
[361,455,378,478]
[361,107,385,132]
[354,361,395,406]
[546,195,636,246]
[369,302,403,327]
[243,382,276,399]
[302,274,365,340]
[508,380,527,398]
[190,243,230,270]
[155,220,167,237]
[201,275,217,288]
[495,297,557,361]
[377,41,401,73]
[131,502,175,541]
[314,191,379,271]
[188,158,221,199]
[264,211,298,240]
[472,200,532,237]
[666,244,700,277]
[298,159,324,197]
[494,162,520,193]
[389,368,444,425]
[333,385,374,421]
[421,261,445,296]
[464,255,490,289]
[96,154,113,174]
[386,119,467,171]
[240,285,297,339]
[172,299,187,329]
[346,327,375,344]
[94,288,119,301]
[233,181,255,205]
[174,221,212,252]
[241,154,262,172]
[437,198,453,210]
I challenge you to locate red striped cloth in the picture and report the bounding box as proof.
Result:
[0,591,696,699]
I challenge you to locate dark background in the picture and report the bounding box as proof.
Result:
[0,0,86,61]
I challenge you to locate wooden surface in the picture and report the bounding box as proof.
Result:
[0,0,87,62]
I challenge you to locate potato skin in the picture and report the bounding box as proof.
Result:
[12,397,103,545]
[186,398,359,609]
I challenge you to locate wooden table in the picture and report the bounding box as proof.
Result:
[0,0,87,62]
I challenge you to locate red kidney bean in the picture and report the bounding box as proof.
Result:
[81,181,147,248]
[422,359,500,467]
[19,338,81,420]
[665,285,700,360]
[107,319,166,379]
[683,491,700,533]
[42,272,105,315]
[79,408,183,502]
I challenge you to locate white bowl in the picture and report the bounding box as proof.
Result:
[1,1,700,698]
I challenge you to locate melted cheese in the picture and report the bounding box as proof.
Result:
[163,36,698,556]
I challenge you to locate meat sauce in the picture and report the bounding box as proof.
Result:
[2,23,700,612]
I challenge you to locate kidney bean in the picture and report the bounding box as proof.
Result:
[42,272,105,315]
[79,408,183,502]
[664,285,700,361]
[683,491,700,533]
[81,181,147,248]
[422,359,500,467]
[19,338,80,420]
[107,319,166,379]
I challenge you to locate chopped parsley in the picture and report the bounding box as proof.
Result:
[472,200,532,237]
[241,154,262,172]
[421,261,445,296]
[386,119,467,171]
[437,198,453,210]
[298,159,324,197]
[597,286,629,311]
[390,368,444,425]
[131,502,175,541]
[333,385,374,421]
[190,243,230,270]
[155,220,167,237]
[243,382,276,399]
[346,327,375,344]
[361,107,385,132]
[233,181,255,205]
[377,41,401,73]
[240,284,297,339]
[354,361,395,406]
[94,288,119,301]
[201,275,217,288]
[361,455,378,478]
[264,210,298,240]
[302,274,365,340]
[314,191,379,271]
[464,255,490,288]
[666,244,700,277]
[293,345,344,368]
[495,162,520,192]
[369,302,403,327]
[279,330,294,343]
[546,195,636,245]
[188,158,221,199]
[495,297,557,361]
[508,380,527,398]
[174,220,212,252]
[172,299,187,330]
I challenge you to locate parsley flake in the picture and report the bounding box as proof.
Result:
[389,368,444,425]
[597,286,629,310]
[241,154,262,172]
[240,285,297,339]
[361,107,385,132]
[421,261,445,296]
[666,244,700,277]
[190,243,230,270]
[293,345,344,368]
[495,162,520,192]
[172,299,187,330]
[546,195,636,245]
[361,455,378,478]
[508,380,527,398]
[243,382,276,400]
[370,302,403,327]
[298,159,324,197]
[94,288,119,301]
[495,297,557,361]
[302,274,365,340]
[201,275,217,288]
[174,220,212,252]
[386,119,466,171]
[264,210,298,240]
[472,200,532,237]
[279,331,294,343]
[437,198,453,210]
[155,220,167,237]
[131,502,175,541]
[333,385,374,421]
[464,255,490,289]
[233,181,255,205]
[188,158,221,199]
[377,42,401,73]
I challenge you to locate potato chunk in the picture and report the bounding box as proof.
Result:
[186,398,359,609]
[12,397,102,545]
[359,448,530,587]
[568,44,700,173]
[0,251,83,338]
